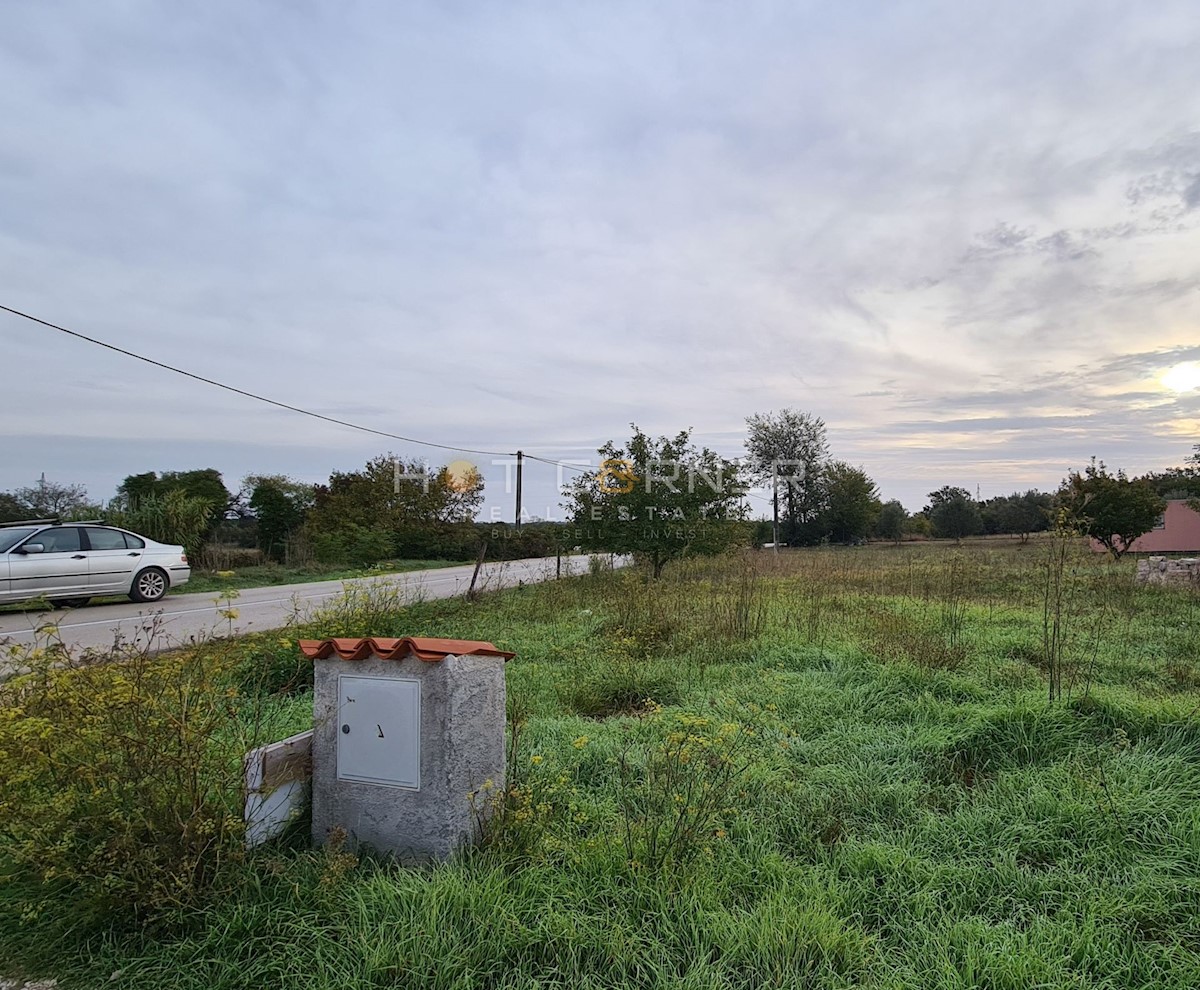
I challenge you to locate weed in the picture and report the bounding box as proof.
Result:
[615,711,752,871]
[6,540,1200,989]
[0,631,298,926]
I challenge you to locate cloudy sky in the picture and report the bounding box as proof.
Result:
[2,0,1199,518]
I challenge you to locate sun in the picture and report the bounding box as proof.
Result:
[1161,362,1200,393]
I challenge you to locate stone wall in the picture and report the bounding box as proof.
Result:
[1135,556,1200,586]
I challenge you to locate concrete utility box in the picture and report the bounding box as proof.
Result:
[299,636,514,861]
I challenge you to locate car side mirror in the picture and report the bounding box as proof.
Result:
[19,543,45,554]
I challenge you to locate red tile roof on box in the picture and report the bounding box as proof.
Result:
[297,636,515,662]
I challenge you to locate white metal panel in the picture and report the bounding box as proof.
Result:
[244,729,313,848]
[336,674,421,788]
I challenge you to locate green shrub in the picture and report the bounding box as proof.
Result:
[105,489,212,561]
[0,639,294,925]
[307,524,395,567]
[196,545,266,571]
[615,710,755,871]
[230,635,313,697]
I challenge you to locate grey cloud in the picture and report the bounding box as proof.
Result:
[1094,346,1200,377]
[1035,231,1097,262]
[964,223,1035,260]
[1106,276,1200,301]
[2,1,1200,518]
[961,224,1099,269]
[1184,175,1200,210]
[1127,171,1184,206]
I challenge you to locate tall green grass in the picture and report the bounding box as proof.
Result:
[3,542,1199,989]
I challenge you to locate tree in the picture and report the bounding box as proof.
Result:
[10,479,92,519]
[429,463,486,524]
[245,475,316,562]
[904,512,932,538]
[306,454,485,565]
[981,490,1052,542]
[104,490,213,562]
[1058,458,1166,559]
[1173,448,1200,513]
[1140,466,1200,500]
[926,486,983,542]
[158,469,230,514]
[0,492,30,522]
[744,409,829,545]
[117,472,159,506]
[875,500,907,543]
[565,425,749,578]
[311,455,483,529]
[821,462,880,543]
[117,469,232,540]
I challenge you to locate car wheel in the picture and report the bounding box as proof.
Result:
[130,567,169,603]
[52,597,91,609]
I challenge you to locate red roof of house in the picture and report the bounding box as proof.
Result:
[297,636,515,662]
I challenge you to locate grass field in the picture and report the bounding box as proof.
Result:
[176,558,460,596]
[3,540,1199,989]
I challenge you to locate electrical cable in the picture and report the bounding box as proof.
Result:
[0,303,516,458]
[1,303,775,498]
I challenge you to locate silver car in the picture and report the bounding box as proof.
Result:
[0,521,190,607]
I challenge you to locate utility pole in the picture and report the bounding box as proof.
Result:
[514,450,524,529]
[772,461,779,554]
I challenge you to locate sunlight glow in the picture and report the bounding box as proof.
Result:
[1161,362,1200,393]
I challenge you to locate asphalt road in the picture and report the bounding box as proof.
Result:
[0,555,605,657]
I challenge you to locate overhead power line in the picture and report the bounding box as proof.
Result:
[527,452,774,507]
[524,453,592,475]
[0,303,768,491]
[0,303,515,458]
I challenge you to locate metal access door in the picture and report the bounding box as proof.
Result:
[335,675,421,789]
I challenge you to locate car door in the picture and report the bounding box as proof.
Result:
[8,527,90,599]
[0,528,38,603]
[84,527,142,593]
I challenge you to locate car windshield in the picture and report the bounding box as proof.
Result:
[0,528,38,553]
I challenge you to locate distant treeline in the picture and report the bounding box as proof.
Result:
[4,443,1197,569]
[0,457,578,568]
